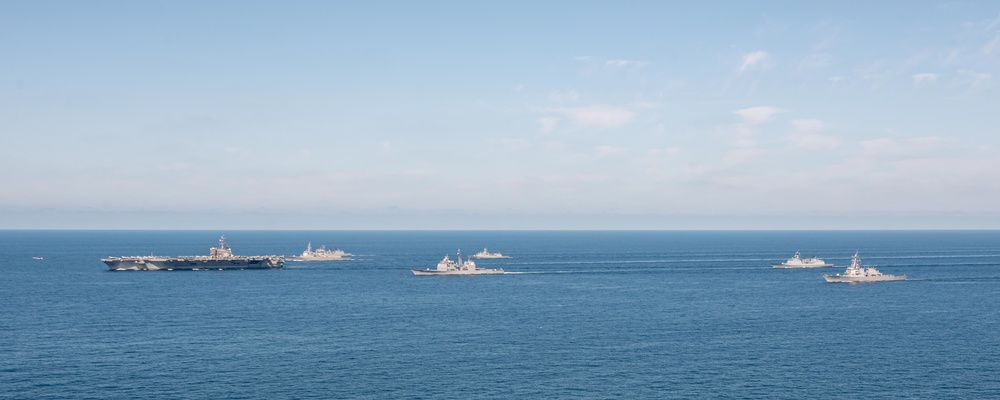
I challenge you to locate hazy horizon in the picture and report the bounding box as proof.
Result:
[3,1,1000,229]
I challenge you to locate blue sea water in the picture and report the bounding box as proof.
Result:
[1,230,999,399]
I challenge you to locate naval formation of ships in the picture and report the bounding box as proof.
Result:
[102,237,907,282]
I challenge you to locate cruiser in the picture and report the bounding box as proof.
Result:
[102,236,284,271]
[771,251,833,268]
[412,250,505,276]
[471,247,510,259]
[823,252,906,283]
[287,242,352,261]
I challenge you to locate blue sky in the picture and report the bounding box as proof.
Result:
[2,1,1000,229]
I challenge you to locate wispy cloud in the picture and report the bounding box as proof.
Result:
[790,119,825,133]
[860,137,946,156]
[912,73,939,86]
[537,117,559,134]
[605,59,649,67]
[788,134,840,150]
[555,106,636,129]
[735,106,786,126]
[723,148,764,167]
[594,145,628,158]
[797,53,830,71]
[788,119,839,149]
[548,90,581,103]
[647,147,680,157]
[739,50,771,73]
[981,32,1000,56]
[958,69,991,89]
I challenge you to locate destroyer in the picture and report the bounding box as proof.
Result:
[823,252,906,283]
[411,250,505,276]
[102,236,284,271]
[471,247,510,259]
[287,242,352,261]
[771,251,833,268]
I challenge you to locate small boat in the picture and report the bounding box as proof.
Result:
[771,251,833,268]
[32,257,44,260]
[412,250,505,276]
[471,247,510,259]
[823,252,906,283]
[286,242,352,261]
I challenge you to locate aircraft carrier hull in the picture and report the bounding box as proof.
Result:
[103,257,284,271]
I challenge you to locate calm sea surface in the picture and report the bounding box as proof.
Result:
[2,230,999,399]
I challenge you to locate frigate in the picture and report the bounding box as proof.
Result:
[771,251,833,268]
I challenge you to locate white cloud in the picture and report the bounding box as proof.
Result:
[791,119,825,133]
[556,106,636,129]
[798,53,830,71]
[787,119,838,150]
[594,145,628,158]
[958,69,991,88]
[606,59,649,67]
[912,73,939,85]
[735,106,786,126]
[543,141,567,152]
[495,138,530,151]
[788,133,841,150]
[647,147,680,157]
[739,50,771,73]
[982,31,1000,56]
[537,117,559,134]
[549,90,581,103]
[223,147,248,156]
[860,137,946,156]
[722,148,763,167]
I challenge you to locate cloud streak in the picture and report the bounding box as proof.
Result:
[605,59,649,67]
[911,73,939,85]
[860,137,946,157]
[735,106,786,126]
[554,106,636,129]
[739,50,771,73]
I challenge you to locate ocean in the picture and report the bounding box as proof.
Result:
[2,230,999,399]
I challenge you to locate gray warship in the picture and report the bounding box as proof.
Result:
[411,250,505,276]
[102,236,284,271]
[823,252,906,283]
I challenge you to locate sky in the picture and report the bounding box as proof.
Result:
[2,1,1000,229]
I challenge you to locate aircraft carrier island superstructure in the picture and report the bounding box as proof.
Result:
[102,236,284,271]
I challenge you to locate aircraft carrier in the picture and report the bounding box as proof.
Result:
[102,236,284,271]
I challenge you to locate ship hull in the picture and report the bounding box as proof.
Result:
[822,274,906,283]
[772,263,834,268]
[411,268,505,276]
[104,257,283,271]
[286,256,350,262]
